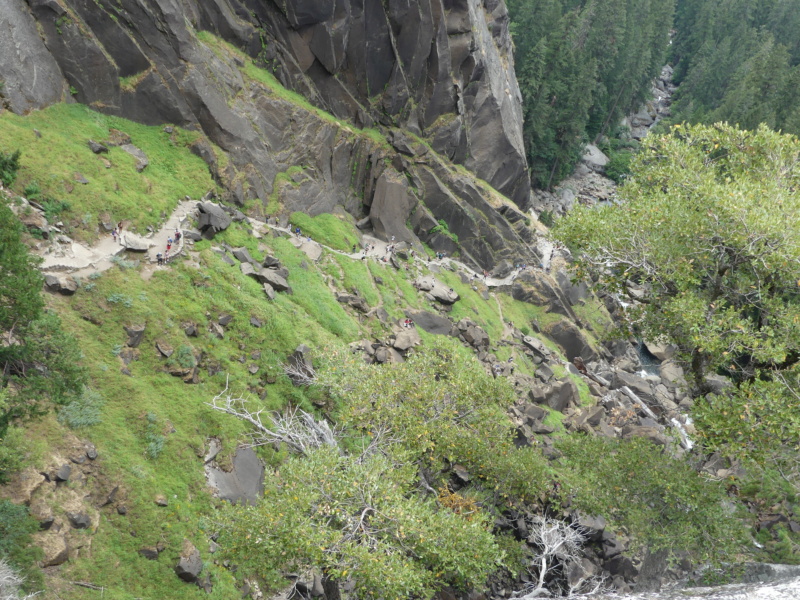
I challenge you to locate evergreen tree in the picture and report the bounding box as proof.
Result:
[0,199,85,437]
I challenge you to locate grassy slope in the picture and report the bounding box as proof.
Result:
[0,41,613,598]
[0,104,222,243]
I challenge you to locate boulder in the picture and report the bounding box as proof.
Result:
[572,512,606,542]
[405,310,452,335]
[43,274,75,295]
[545,320,598,362]
[124,324,146,348]
[463,325,489,348]
[122,232,151,252]
[139,547,159,560]
[263,283,276,300]
[659,360,686,388]
[582,144,609,170]
[512,271,578,321]
[34,531,69,567]
[156,340,173,358]
[55,464,72,482]
[88,139,108,154]
[231,247,255,264]
[522,336,551,360]
[197,203,232,238]
[257,268,289,292]
[611,371,654,401]
[120,143,149,172]
[67,512,91,529]
[205,447,265,506]
[393,328,421,351]
[643,338,677,362]
[240,262,256,278]
[621,425,668,447]
[530,379,581,413]
[175,542,202,583]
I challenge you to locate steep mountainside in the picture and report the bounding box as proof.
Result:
[0,0,534,270]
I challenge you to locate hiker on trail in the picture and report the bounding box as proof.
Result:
[175,230,181,243]
[111,228,117,243]
[391,235,395,242]
[118,221,123,233]
[166,241,172,258]
[156,252,163,266]
[352,244,357,253]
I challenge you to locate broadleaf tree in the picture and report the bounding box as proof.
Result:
[554,122,800,464]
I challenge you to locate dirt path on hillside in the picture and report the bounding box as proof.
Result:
[38,201,556,291]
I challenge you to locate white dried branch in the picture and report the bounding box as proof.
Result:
[206,378,338,456]
[282,359,317,386]
[0,559,40,600]
[516,517,588,596]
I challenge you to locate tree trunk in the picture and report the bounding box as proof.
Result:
[322,573,341,600]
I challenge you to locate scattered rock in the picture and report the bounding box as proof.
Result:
[218,313,233,327]
[139,546,159,560]
[175,541,203,583]
[263,283,276,300]
[249,316,262,328]
[124,324,146,348]
[393,327,421,351]
[55,464,72,482]
[155,340,174,358]
[67,512,91,529]
[88,139,108,154]
[120,143,149,172]
[197,202,232,238]
[44,274,78,295]
[155,494,168,507]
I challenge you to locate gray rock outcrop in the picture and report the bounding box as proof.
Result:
[0,0,538,272]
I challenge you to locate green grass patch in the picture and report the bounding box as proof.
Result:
[0,103,219,242]
[288,212,359,252]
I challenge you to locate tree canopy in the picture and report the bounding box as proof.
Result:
[671,0,800,135]
[554,122,800,464]
[0,198,85,440]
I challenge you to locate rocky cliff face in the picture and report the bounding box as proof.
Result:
[0,0,535,270]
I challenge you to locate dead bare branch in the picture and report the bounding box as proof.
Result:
[206,377,338,456]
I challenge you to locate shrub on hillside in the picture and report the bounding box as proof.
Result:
[0,150,21,188]
[58,386,104,429]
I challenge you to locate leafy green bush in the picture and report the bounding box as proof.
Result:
[41,197,70,222]
[0,424,26,484]
[23,181,41,202]
[58,386,104,429]
[538,210,556,228]
[173,345,196,369]
[144,412,165,459]
[556,435,746,564]
[604,149,634,183]
[0,150,21,188]
[106,293,133,308]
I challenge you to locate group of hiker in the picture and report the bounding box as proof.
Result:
[111,220,182,266]
[156,230,181,265]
